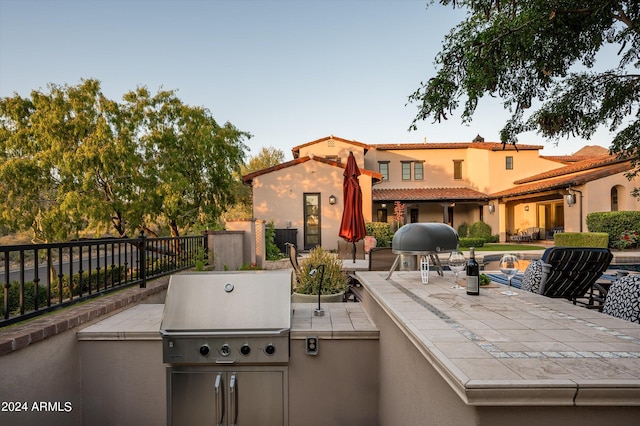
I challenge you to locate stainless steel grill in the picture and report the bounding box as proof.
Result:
[387,223,459,280]
[160,271,291,425]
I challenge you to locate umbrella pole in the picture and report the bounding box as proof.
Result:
[352,242,356,263]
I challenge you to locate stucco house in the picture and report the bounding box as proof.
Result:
[242,135,640,251]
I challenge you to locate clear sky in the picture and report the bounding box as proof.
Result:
[0,0,614,160]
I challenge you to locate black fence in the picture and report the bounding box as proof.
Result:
[1,234,206,327]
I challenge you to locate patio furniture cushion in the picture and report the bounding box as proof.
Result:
[602,274,640,323]
[521,260,543,293]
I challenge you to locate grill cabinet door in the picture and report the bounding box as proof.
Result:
[168,366,287,426]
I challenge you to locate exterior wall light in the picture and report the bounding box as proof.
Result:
[566,193,576,206]
[488,203,495,214]
[329,195,337,205]
[524,205,529,212]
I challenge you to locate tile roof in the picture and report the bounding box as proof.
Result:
[491,161,633,199]
[373,187,489,202]
[291,135,370,157]
[514,155,627,184]
[242,155,382,185]
[372,142,543,151]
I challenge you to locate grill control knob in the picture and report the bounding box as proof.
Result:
[219,344,231,357]
[265,344,276,355]
[199,344,210,357]
[240,344,251,356]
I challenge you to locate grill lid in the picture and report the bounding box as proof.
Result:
[160,271,291,335]
[392,223,459,254]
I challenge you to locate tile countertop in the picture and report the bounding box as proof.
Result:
[354,270,640,406]
[77,303,378,341]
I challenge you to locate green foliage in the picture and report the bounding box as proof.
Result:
[458,238,485,248]
[366,222,394,247]
[479,274,491,286]
[468,221,492,242]
[408,1,640,187]
[294,246,348,295]
[553,232,609,248]
[193,246,210,271]
[265,221,285,260]
[50,265,127,300]
[587,211,640,248]
[1,281,48,316]
[457,222,469,238]
[239,262,261,270]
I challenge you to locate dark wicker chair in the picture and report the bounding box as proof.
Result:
[521,247,613,308]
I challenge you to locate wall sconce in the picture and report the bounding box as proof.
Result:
[329,195,337,205]
[488,203,495,214]
[566,193,576,206]
[381,203,387,208]
[524,205,529,212]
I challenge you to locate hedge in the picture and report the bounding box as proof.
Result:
[586,211,640,248]
[553,232,609,248]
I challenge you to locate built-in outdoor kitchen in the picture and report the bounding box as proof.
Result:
[74,263,640,426]
[77,270,380,426]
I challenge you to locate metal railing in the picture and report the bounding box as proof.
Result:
[1,233,206,327]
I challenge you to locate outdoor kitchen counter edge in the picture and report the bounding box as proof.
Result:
[353,270,640,407]
[77,303,379,341]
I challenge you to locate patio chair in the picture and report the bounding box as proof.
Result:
[602,274,640,323]
[337,239,366,260]
[285,242,302,283]
[520,246,613,307]
[368,247,397,271]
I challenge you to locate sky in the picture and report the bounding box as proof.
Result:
[0,0,616,161]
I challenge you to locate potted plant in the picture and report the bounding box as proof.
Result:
[292,246,349,303]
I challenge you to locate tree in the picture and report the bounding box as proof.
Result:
[0,79,250,241]
[0,79,109,242]
[409,1,640,182]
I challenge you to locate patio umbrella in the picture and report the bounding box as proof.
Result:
[339,151,367,263]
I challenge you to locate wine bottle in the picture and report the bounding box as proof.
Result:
[466,247,480,295]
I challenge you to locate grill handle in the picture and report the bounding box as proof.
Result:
[215,373,224,426]
[230,373,238,426]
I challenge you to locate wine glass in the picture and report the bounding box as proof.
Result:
[499,254,520,288]
[449,252,466,289]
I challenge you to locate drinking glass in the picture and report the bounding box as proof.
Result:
[499,254,520,288]
[449,252,466,289]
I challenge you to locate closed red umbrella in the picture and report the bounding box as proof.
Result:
[339,151,366,263]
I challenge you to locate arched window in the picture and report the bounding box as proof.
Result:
[611,187,619,211]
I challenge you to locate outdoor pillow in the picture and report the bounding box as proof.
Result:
[603,274,640,323]
[521,259,543,294]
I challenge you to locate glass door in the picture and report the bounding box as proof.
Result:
[304,193,320,250]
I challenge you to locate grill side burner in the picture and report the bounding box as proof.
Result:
[160,271,291,425]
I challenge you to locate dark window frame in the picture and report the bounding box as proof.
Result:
[414,161,424,180]
[506,156,514,170]
[453,160,463,180]
[378,161,389,181]
[401,161,412,181]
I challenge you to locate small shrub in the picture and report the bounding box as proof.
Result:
[294,246,348,295]
[611,230,639,250]
[468,221,492,242]
[1,281,48,316]
[459,238,485,248]
[587,211,640,248]
[554,232,609,248]
[457,222,469,238]
[365,222,394,247]
[265,221,285,260]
